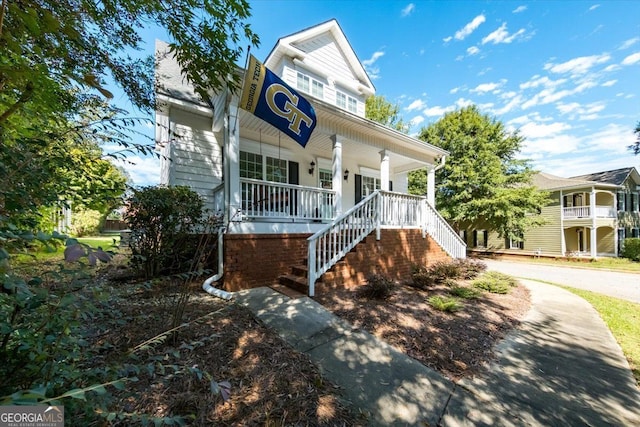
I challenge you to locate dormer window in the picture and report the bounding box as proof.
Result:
[297,72,324,100]
[337,91,357,113]
[312,80,324,98]
[297,73,310,93]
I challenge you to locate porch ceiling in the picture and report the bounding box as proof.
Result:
[237,99,447,172]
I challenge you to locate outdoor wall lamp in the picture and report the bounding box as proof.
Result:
[344,169,349,181]
[308,160,315,175]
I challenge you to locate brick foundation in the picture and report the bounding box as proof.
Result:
[223,233,310,291]
[221,229,450,292]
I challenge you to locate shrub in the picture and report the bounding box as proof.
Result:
[410,265,435,289]
[449,286,483,299]
[71,209,102,237]
[357,273,395,300]
[428,295,463,312]
[124,186,211,279]
[621,238,640,262]
[428,260,462,283]
[472,271,518,294]
[455,258,487,279]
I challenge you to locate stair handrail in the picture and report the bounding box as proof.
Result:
[421,199,467,259]
[307,191,381,296]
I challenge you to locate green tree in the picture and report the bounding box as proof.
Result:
[630,121,640,155]
[365,95,408,132]
[417,105,549,240]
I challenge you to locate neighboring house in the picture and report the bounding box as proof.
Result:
[463,167,640,258]
[155,19,465,295]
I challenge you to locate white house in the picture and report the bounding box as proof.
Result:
[155,19,465,296]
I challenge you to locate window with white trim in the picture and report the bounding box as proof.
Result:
[319,168,332,189]
[240,151,263,180]
[361,175,381,198]
[312,80,324,98]
[296,73,310,93]
[266,156,287,183]
[336,91,357,113]
[240,151,288,183]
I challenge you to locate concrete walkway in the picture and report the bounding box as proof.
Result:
[234,281,640,426]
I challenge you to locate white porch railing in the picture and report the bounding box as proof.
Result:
[563,205,616,219]
[307,192,380,297]
[307,191,466,296]
[240,178,335,221]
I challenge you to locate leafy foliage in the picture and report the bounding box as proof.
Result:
[427,295,463,312]
[70,209,102,237]
[629,121,640,155]
[449,286,483,299]
[473,271,518,294]
[417,105,551,240]
[410,259,486,289]
[357,273,395,300]
[365,95,408,132]
[621,238,640,261]
[124,186,219,279]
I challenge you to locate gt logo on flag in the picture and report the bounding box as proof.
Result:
[239,55,317,148]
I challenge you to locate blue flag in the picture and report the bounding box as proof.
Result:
[239,55,317,148]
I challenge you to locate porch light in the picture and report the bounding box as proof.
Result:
[344,169,349,180]
[309,160,315,175]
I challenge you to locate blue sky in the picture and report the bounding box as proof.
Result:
[117,0,640,185]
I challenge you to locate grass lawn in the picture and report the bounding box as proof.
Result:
[77,235,120,249]
[557,285,640,386]
[526,257,640,272]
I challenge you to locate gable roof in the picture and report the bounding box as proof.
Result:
[264,19,375,96]
[532,172,619,191]
[571,167,640,186]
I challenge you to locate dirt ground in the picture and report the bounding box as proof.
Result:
[90,267,530,425]
[316,281,531,380]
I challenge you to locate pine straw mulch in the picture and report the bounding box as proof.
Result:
[92,280,362,426]
[315,280,531,381]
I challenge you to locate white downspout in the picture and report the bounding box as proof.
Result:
[202,229,232,300]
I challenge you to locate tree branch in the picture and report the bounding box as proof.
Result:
[0,82,34,125]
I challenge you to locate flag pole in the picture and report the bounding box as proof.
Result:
[233,45,251,134]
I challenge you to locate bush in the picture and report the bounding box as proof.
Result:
[124,186,212,279]
[428,261,462,283]
[427,295,463,312]
[410,265,435,289]
[357,274,395,300]
[71,209,102,237]
[472,271,518,294]
[449,286,483,299]
[455,258,487,279]
[621,238,640,261]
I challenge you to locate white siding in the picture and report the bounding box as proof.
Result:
[295,35,357,94]
[169,109,223,211]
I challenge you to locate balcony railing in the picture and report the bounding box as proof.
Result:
[240,178,335,221]
[563,205,616,219]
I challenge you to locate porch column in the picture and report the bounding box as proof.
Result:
[225,104,241,224]
[427,166,436,207]
[380,150,389,191]
[591,187,597,257]
[331,135,343,216]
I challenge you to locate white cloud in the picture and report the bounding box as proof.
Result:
[362,50,385,79]
[604,64,620,72]
[470,81,504,94]
[449,86,462,94]
[582,123,635,154]
[556,101,605,118]
[619,37,640,50]
[453,14,486,41]
[513,5,527,13]
[443,36,453,43]
[622,52,640,65]
[601,79,617,87]
[492,94,523,116]
[520,121,572,139]
[481,23,526,45]
[113,155,160,186]
[409,116,425,127]
[455,98,473,108]
[588,4,600,11]
[405,99,426,111]
[544,54,611,75]
[423,105,455,117]
[401,3,415,17]
[467,46,480,56]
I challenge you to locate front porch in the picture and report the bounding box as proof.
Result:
[562,225,617,258]
[219,189,466,296]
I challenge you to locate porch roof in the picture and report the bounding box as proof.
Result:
[238,97,448,172]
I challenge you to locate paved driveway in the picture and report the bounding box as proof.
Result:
[482,259,640,304]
